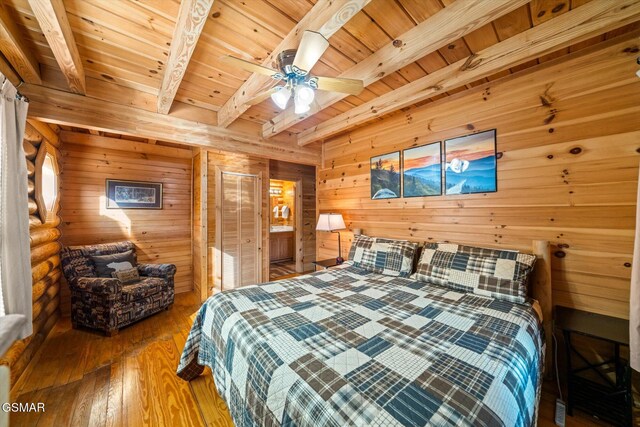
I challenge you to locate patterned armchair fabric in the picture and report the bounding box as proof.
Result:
[138,263,177,278]
[60,241,175,335]
[75,277,122,298]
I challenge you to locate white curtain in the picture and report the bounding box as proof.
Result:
[631,165,640,371]
[0,74,32,339]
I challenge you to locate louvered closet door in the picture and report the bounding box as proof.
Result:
[220,172,260,290]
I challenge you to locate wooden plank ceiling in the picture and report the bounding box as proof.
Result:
[1,0,638,147]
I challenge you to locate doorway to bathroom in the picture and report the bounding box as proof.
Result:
[269,179,301,280]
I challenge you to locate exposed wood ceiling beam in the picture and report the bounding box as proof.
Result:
[61,132,192,159]
[157,0,215,114]
[21,84,321,165]
[297,0,640,146]
[0,53,21,86]
[0,2,41,84]
[262,0,529,139]
[216,0,371,128]
[27,0,85,94]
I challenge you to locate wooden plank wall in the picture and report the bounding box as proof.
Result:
[270,160,317,272]
[206,150,269,292]
[317,35,640,320]
[0,120,62,387]
[58,133,194,315]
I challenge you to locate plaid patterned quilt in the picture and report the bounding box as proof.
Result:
[177,263,544,427]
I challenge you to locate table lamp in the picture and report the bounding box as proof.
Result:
[316,213,346,264]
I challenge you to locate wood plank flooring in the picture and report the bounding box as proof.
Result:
[10,292,232,427]
[269,260,297,280]
[10,291,613,426]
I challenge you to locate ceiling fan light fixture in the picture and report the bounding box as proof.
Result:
[295,85,315,105]
[270,86,291,109]
[294,85,314,114]
[294,98,311,114]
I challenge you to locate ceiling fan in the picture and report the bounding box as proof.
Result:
[221,30,364,114]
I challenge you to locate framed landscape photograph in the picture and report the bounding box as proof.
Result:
[106,179,163,209]
[444,129,497,195]
[403,142,442,197]
[370,151,401,199]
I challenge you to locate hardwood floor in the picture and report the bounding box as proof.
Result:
[269,260,296,280]
[10,292,233,427]
[10,291,614,426]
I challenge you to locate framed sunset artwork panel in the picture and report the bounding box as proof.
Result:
[370,151,401,199]
[402,142,442,197]
[444,129,497,195]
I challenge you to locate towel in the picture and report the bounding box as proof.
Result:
[281,205,290,219]
[273,205,279,218]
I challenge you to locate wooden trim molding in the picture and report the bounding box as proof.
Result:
[297,0,640,146]
[157,0,215,114]
[196,150,208,302]
[216,0,371,128]
[294,178,304,273]
[27,0,85,94]
[532,240,553,379]
[191,148,209,302]
[262,0,529,138]
[34,141,60,225]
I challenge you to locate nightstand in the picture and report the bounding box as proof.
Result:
[555,306,632,426]
[312,259,341,270]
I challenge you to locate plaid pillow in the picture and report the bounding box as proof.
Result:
[349,234,417,277]
[415,243,537,303]
[348,234,374,261]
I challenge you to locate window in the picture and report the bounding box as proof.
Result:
[35,142,59,224]
[41,154,57,211]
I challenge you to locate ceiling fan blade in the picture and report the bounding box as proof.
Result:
[220,55,279,77]
[292,31,329,74]
[246,87,280,106]
[315,76,364,95]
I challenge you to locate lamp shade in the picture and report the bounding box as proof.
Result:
[295,85,315,105]
[294,85,314,114]
[294,99,311,114]
[316,213,346,231]
[271,86,291,109]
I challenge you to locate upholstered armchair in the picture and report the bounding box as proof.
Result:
[60,241,175,336]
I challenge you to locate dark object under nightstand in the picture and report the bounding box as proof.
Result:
[312,259,341,270]
[556,306,632,427]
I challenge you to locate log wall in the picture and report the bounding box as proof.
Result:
[58,132,194,315]
[269,160,317,272]
[317,35,640,320]
[0,119,62,387]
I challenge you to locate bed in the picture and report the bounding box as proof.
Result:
[178,241,547,427]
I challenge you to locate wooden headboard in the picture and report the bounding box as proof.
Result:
[531,240,553,378]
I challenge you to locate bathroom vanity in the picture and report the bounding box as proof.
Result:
[270,226,294,262]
